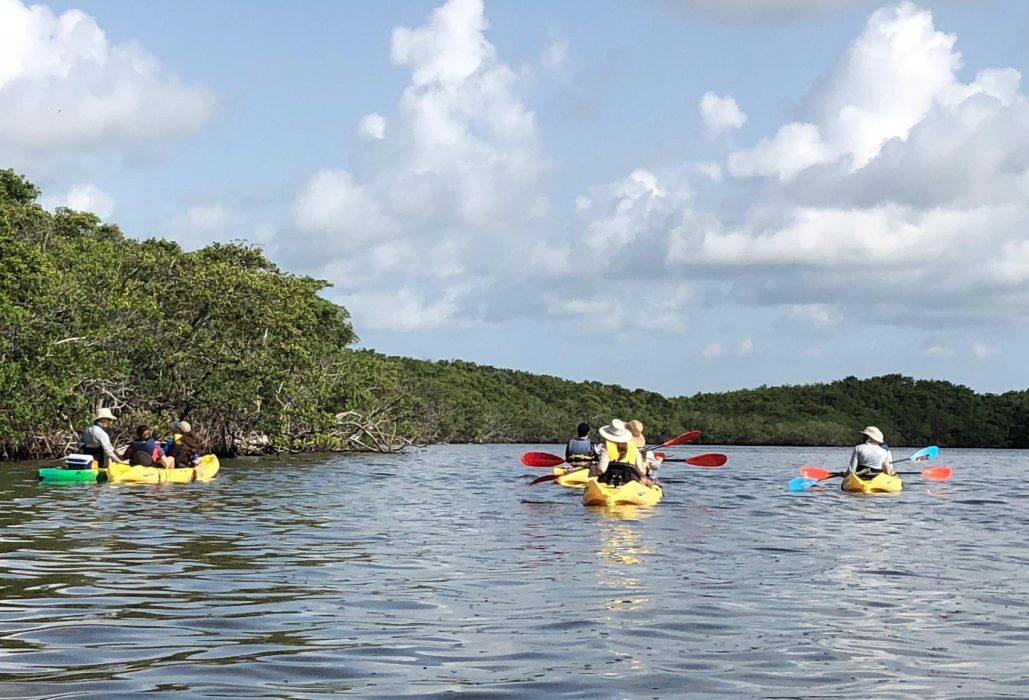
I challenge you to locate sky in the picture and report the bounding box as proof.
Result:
[3,0,1029,397]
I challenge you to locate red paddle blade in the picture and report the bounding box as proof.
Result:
[921,466,952,480]
[658,430,701,448]
[521,452,565,468]
[529,473,562,485]
[685,453,727,467]
[799,466,832,479]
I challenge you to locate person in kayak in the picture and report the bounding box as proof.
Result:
[120,425,174,468]
[847,426,895,478]
[77,408,129,468]
[166,421,203,467]
[592,418,654,486]
[626,419,646,449]
[565,422,599,466]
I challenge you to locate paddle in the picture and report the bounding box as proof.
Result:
[527,452,721,485]
[644,429,701,451]
[799,465,952,481]
[653,453,727,468]
[790,465,952,491]
[892,445,939,464]
[521,452,570,468]
[520,429,701,469]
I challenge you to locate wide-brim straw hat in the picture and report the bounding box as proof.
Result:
[861,426,885,444]
[94,408,116,422]
[599,419,633,443]
[626,419,645,447]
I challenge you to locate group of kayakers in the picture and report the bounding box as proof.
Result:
[76,408,203,469]
[568,420,895,484]
[567,418,662,487]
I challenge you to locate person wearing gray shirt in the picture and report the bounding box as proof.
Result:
[847,426,894,477]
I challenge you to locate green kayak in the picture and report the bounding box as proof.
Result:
[37,467,107,483]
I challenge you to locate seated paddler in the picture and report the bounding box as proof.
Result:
[591,419,651,486]
[565,422,598,467]
[847,426,895,478]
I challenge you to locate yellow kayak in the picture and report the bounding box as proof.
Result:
[551,465,591,487]
[841,471,903,494]
[583,477,663,507]
[107,454,220,484]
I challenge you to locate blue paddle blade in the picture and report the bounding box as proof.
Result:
[788,477,818,492]
[910,445,939,463]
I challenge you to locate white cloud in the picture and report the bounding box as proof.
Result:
[926,344,955,358]
[699,92,746,135]
[0,0,214,165]
[728,122,834,180]
[284,0,1029,342]
[702,342,723,359]
[660,3,1029,331]
[358,113,386,139]
[972,342,997,359]
[790,303,843,328]
[285,0,547,331]
[187,204,229,231]
[667,0,857,24]
[40,182,115,219]
[163,201,236,251]
[729,3,966,180]
[541,40,569,70]
[694,161,724,181]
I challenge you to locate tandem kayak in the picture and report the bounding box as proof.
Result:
[582,478,663,507]
[841,471,903,494]
[106,454,220,484]
[551,465,591,487]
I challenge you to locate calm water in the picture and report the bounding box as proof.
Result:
[0,445,1026,698]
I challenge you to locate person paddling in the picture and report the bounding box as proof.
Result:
[565,422,599,466]
[847,426,895,479]
[591,419,653,486]
[77,408,128,468]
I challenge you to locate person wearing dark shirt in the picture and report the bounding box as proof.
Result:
[565,422,598,466]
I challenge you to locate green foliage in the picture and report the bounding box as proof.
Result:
[382,362,1027,448]
[0,171,396,459]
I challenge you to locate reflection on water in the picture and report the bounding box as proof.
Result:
[0,445,1027,697]
[597,525,652,612]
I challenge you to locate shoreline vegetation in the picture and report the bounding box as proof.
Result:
[3,168,1028,462]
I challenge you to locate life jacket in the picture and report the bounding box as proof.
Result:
[566,437,595,464]
[127,438,162,466]
[604,439,639,466]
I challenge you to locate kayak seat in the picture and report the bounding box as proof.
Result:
[598,463,639,487]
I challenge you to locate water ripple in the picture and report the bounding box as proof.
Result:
[1,445,1027,697]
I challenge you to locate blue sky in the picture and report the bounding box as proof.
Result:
[4,0,1029,397]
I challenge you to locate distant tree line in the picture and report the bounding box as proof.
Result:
[2,168,1027,460]
[385,358,1029,448]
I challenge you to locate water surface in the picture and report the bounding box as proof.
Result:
[1,445,1026,698]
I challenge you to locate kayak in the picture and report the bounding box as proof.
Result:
[106,454,220,485]
[841,471,903,494]
[582,477,663,507]
[551,465,591,487]
[37,466,106,483]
